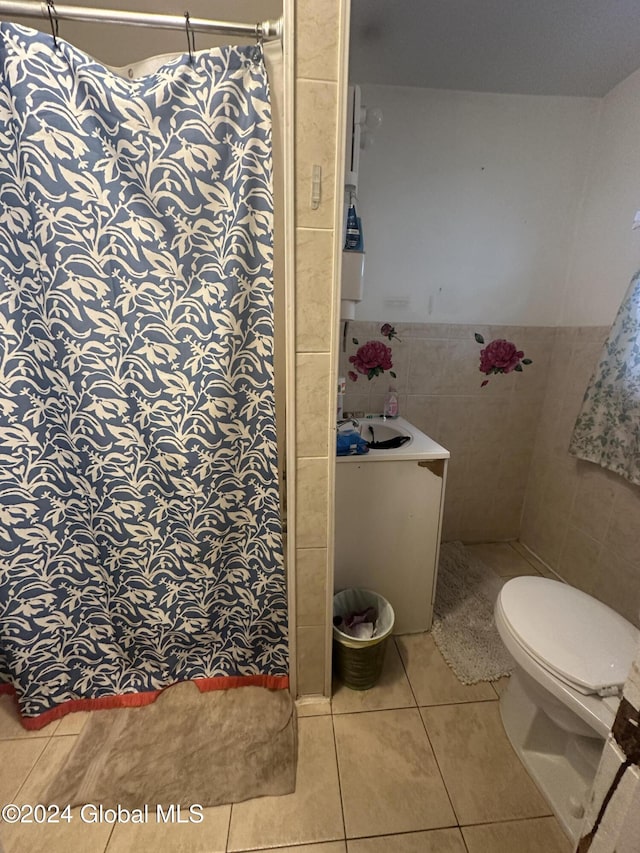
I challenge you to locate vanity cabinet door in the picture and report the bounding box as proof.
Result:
[334,459,446,633]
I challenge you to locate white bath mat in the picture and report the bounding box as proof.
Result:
[432,541,515,684]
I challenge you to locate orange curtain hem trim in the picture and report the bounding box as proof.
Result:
[0,674,289,731]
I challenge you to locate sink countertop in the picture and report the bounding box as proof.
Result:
[336,416,450,463]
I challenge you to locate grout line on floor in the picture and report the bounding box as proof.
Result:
[416,708,462,828]
[343,823,461,842]
[333,645,465,835]
[415,695,501,712]
[10,734,51,801]
[393,639,501,710]
[0,732,53,742]
[331,702,417,715]
[393,637,463,829]
[458,822,473,853]
[391,637,420,710]
[103,821,117,853]
[241,842,345,852]
[458,812,556,829]
[331,690,499,711]
[225,801,234,852]
[329,709,348,843]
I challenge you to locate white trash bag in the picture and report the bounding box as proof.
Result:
[333,588,395,649]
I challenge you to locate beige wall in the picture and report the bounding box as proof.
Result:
[293,0,348,696]
[353,85,598,326]
[520,326,640,628]
[341,321,553,542]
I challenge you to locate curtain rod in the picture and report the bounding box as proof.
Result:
[0,1,283,40]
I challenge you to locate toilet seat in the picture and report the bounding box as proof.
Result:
[498,576,639,696]
[495,576,639,839]
[495,593,619,738]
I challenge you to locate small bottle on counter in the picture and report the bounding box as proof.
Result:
[383,386,398,418]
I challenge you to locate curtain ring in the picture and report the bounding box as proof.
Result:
[184,11,195,63]
[46,0,59,49]
[253,23,263,62]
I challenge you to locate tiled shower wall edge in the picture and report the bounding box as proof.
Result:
[293,0,348,698]
[283,0,297,698]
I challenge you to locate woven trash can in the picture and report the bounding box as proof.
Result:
[333,588,395,690]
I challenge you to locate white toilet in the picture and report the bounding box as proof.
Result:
[495,575,639,843]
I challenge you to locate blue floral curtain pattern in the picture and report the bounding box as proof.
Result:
[569,269,640,485]
[0,23,287,725]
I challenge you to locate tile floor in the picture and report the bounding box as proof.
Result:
[0,542,572,853]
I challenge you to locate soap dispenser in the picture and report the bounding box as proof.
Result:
[383,386,398,418]
[344,193,361,250]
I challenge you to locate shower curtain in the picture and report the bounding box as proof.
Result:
[0,23,288,728]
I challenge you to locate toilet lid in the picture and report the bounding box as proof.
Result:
[499,577,640,694]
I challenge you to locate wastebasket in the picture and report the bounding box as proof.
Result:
[332,588,395,690]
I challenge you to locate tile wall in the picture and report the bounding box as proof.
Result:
[520,326,640,627]
[340,320,640,626]
[293,0,347,695]
[340,321,554,542]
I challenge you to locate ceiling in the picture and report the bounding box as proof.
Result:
[349,0,640,97]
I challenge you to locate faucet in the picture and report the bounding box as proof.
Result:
[337,417,359,430]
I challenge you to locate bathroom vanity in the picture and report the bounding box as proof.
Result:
[334,417,449,634]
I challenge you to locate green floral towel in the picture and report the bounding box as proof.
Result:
[570,269,640,485]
